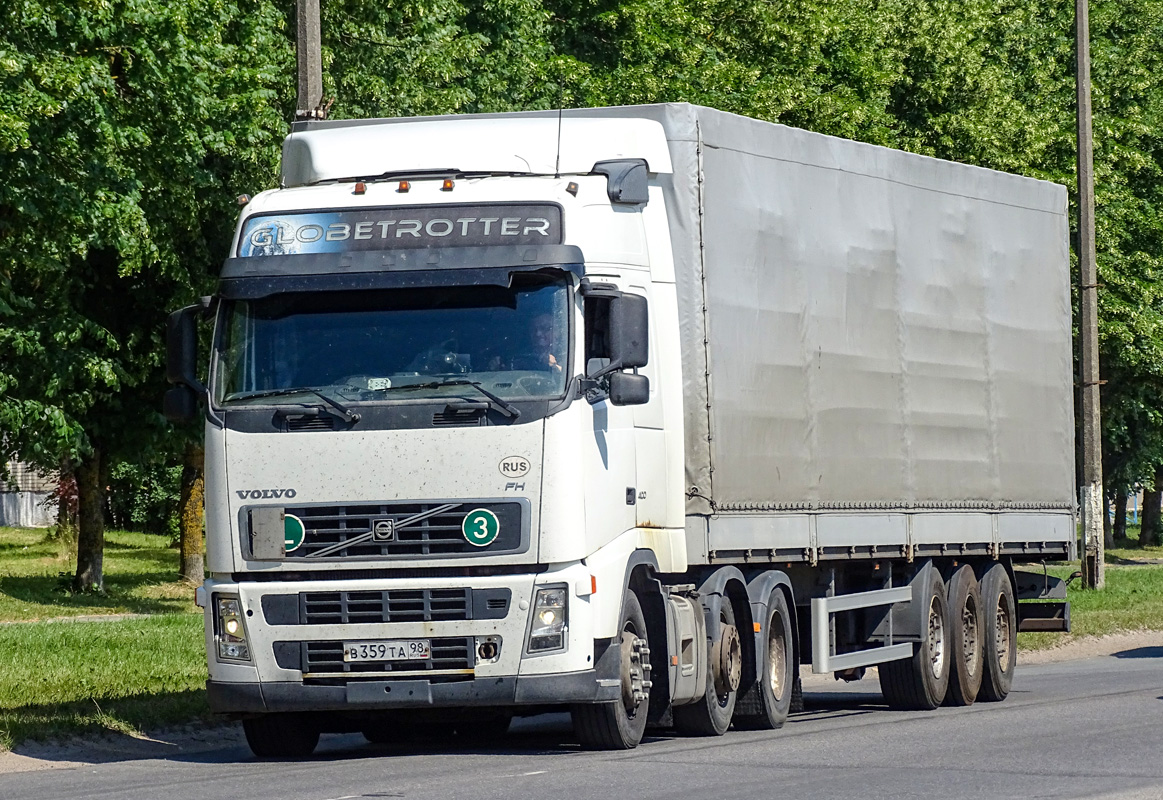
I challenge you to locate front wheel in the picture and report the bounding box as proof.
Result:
[571,590,652,750]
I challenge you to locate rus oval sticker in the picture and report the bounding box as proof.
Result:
[499,456,530,478]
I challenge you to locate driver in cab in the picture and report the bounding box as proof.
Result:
[491,312,563,373]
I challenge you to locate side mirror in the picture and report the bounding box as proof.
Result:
[608,372,649,406]
[609,294,649,370]
[166,305,205,392]
[163,385,199,423]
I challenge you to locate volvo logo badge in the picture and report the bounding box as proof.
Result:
[372,519,395,541]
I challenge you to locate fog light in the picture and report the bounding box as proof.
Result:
[527,586,567,654]
[218,641,251,660]
[476,636,501,664]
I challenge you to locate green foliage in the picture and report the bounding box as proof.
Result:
[1,0,1163,525]
[0,0,292,473]
[106,461,182,538]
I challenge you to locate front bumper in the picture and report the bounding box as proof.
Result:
[207,660,620,714]
[203,563,618,714]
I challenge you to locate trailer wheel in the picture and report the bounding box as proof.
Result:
[977,562,1017,702]
[243,713,319,758]
[674,598,741,736]
[734,589,794,730]
[571,590,651,750]
[879,568,950,710]
[943,564,983,706]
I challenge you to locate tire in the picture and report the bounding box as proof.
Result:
[243,713,320,758]
[571,590,651,750]
[977,562,1017,702]
[734,589,794,730]
[943,564,984,706]
[673,597,741,736]
[879,567,950,710]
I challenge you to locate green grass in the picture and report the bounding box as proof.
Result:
[1104,524,1163,563]
[0,614,208,750]
[0,526,206,750]
[0,526,198,622]
[1018,562,1163,650]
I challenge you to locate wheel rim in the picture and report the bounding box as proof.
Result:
[963,595,980,678]
[994,594,1011,671]
[619,623,650,718]
[712,611,742,705]
[927,596,946,679]
[767,611,787,701]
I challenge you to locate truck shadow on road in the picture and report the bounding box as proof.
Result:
[1113,646,1163,659]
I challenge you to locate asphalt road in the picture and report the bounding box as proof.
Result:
[5,648,1163,800]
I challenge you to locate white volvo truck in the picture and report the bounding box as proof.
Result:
[165,104,1074,757]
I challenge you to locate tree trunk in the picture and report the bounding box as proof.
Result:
[1113,491,1128,542]
[73,448,105,593]
[1141,470,1163,547]
[179,441,205,583]
[55,460,77,545]
[1103,485,1114,548]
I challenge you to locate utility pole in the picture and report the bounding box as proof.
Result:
[296,0,325,120]
[1076,0,1104,589]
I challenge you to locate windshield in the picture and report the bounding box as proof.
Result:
[213,276,571,407]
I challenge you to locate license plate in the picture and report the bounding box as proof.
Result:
[343,639,431,662]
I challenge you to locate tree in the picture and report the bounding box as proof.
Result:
[0,0,291,590]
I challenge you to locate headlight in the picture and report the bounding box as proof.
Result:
[527,586,568,653]
[215,594,251,662]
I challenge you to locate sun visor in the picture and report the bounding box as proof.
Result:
[281,117,671,187]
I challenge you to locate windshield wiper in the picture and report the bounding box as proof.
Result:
[229,387,361,423]
[386,379,521,420]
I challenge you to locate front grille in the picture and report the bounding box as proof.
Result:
[278,502,522,559]
[261,587,510,626]
[303,637,473,674]
[302,588,471,625]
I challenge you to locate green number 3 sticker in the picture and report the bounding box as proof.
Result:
[462,508,500,547]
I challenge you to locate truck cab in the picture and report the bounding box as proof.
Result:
[169,115,693,754]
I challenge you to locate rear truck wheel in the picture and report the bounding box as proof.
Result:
[571,590,652,750]
[977,562,1017,702]
[879,568,951,710]
[673,597,742,736]
[243,713,320,758]
[734,589,794,731]
[944,564,984,706]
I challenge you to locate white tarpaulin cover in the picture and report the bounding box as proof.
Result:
[562,104,1074,516]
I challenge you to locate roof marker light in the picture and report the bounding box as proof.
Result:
[398,180,410,193]
[442,178,455,192]
[353,181,367,195]
[236,194,250,206]
[566,182,579,196]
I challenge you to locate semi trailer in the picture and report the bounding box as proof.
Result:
[165,103,1074,756]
